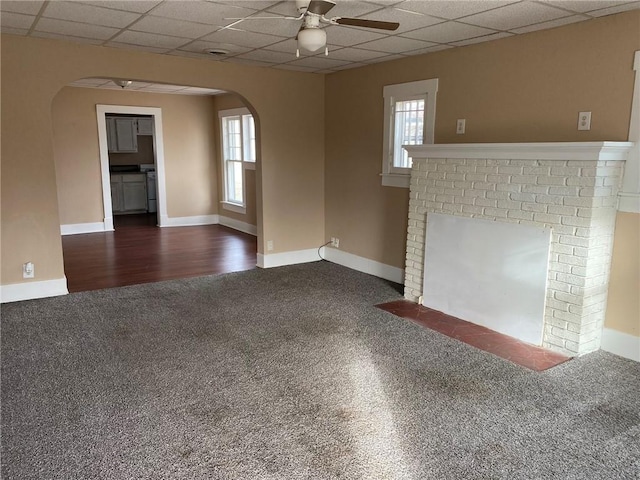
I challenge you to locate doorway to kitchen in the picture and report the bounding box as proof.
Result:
[97,105,167,230]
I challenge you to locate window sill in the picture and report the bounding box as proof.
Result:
[381,173,410,188]
[221,201,246,214]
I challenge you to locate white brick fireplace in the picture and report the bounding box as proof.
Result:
[404,142,633,356]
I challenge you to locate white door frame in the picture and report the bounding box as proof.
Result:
[96,105,168,229]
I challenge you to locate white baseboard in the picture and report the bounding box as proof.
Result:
[61,222,110,235]
[0,277,69,303]
[323,248,404,284]
[618,193,640,213]
[160,214,219,227]
[601,327,640,362]
[218,215,257,236]
[257,248,321,268]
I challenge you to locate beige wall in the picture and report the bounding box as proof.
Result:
[1,34,325,286]
[324,11,640,335]
[605,212,640,336]
[53,87,219,224]
[212,94,258,228]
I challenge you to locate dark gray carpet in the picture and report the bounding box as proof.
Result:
[1,261,639,479]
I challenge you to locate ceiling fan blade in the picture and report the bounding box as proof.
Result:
[307,0,336,16]
[334,17,399,31]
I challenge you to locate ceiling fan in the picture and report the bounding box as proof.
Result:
[225,0,400,57]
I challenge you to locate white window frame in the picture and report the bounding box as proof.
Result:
[219,107,256,214]
[381,78,438,188]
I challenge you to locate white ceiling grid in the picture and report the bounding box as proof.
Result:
[1,0,638,78]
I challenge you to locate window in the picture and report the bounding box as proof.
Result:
[219,108,256,213]
[381,79,438,188]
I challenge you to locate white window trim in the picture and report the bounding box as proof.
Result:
[381,78,438,188]
[619,50,640,213]
[218,107,255,211]
[221,201,246,215]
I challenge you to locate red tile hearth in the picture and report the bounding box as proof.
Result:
[377,300,571,371]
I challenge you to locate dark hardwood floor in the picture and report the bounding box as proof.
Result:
[62,214,257,293]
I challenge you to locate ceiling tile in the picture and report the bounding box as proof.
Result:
[510,14,589,34]
[362,53,406,63]
[449,31,513,46]
[402,21,495,43]
[130,15,217,38]
[0,1,44,15]
[69,78,113,87]
[149,1,257,25]
[263,38,301,53]
[318,46,392,62]
[321,25,388,46]
[330,62,368,71]
[274,64,319,72]
[586,1,640,16]
[0,27,29,35]
[166,50,220,59]
[396,1,517,20]
[285,55,351,69]
[234,49,297,63]
[230,15,303,37]
[125,81,155,89]
[223,57,274,67]
[224,1,281,10]
[540,1,635,13]
[202,27,287,48]
[358,7,443,33]
[401,44,453,55]
[1,12,36,30]
[138,83,187,91]
[34,17,120,39]
[109,30,192,49]
[180,86,224,95]
[107,41,172,53]
[76,1,162,14]
[462,2,572,30]
[31,30,106,45]
[41,2,141,28]
[356,35,436,53]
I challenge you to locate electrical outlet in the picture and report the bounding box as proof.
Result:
[578,111,591,131]
[23,262,34,279]
[334,238,340,248]
[267,240,274,251]
[456,119,466,134]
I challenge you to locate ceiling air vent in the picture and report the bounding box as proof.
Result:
[205,49,229,56]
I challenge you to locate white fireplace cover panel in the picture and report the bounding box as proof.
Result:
[423,213,552,345]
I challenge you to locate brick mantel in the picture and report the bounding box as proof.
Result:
[404,142,634,356]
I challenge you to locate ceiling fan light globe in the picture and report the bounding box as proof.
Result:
[297,28,326,52]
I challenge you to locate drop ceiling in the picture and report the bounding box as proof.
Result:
[2,0,639,76]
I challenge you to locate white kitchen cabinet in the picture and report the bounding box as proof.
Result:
[107,117,138,153]
[111,173,147,214]
[110,177,123,212]
[136,117,154,135]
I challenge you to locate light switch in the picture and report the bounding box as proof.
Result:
[578,112,591,131]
